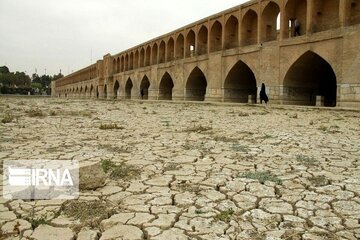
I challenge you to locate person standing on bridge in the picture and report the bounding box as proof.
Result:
[260,83,269,104]
[294,18,301,36]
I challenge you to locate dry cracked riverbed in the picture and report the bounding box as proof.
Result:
[0,97,360,240]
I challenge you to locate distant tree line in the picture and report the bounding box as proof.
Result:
[0,66,63,95]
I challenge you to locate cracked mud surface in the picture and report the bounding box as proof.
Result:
[0,97,360,240]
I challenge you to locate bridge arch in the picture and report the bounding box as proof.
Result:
[152,43,158,65]
[112,59,116,74]
[186,30,196,58]
[225,15,239,49]
[313,0,340,33]
[125,78,133,99]
[210,21,222,52]
[145,46,151,66]
[185,67,207,101]
[125,54,129,71]
[224,60,257,103]
[114,80,120,99]
[350,0,360,25]
[283,51,337,107]
[284,0,307,38]
[159,72,174,100]
[140,75,150,100]
[176,34,185,59]
[159,41,166,63]
[104,85,108,99]
[134,51,139,69]
[197,26,208,55]
[140,48,145,68]
[261,1,280,42]
[90,85,94,97]
[120,56,124,72]
[241,9,258,46]
[85,86,88,97]
[167,37,175,61]
[116,57,120,73]
[129,52,134,70]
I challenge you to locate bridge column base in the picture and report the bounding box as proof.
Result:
[316,96,325,106]
[248,95,257,104]
[148,89,159,100]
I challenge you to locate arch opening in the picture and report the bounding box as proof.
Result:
[159,41,166,63]
[186,30,195,58]
[283,51,337,107]
[120,56,124,72]
[186,67,207,101]
[197,26,208,55]
[241,10,258,46]
[140,48,145,68]
[140,76,150,100]
[350,0,360,25]
[125,54,129,71]
[313,0,340,33]
[176,34,185,59]
[159,72,174,100]
[129,53,134,70]
[103,85,107,99]
[125,78,133,99]
[167,38,175,61]
[225,16,239,49]
[152,43,158,65]
[145,46,151,66]
[113,80,120,99]
[224,61,257,103]
[262,2,280,42]
[112,59,116,74]
[134,51,139,69]
[96,86,99,98]
[284,0,307,38]
[90,85,94,97]
[210,21,222,52]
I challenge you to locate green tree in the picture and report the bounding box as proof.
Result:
[40,75,52,88]
[0,66,10,74]
[52,73,64,81]
[14,72,31,87]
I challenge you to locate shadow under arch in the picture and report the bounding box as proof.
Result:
[224,60,257,103]
[90,85,94,97]
[140,75,150,100]
[103,85,107,99]
[283,51,337,107]
[158,72,174,100]
[125,78,133,99]
[185,67,207,101]
[113,80,120,99]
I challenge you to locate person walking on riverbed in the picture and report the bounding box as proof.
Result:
[260,83,269,104]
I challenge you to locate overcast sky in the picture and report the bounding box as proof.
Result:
[0,0,247,76]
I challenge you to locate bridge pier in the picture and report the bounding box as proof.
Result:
[205,89,223,102]
[148,89,159,100]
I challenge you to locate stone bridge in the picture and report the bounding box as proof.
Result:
[54,0,360,108]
